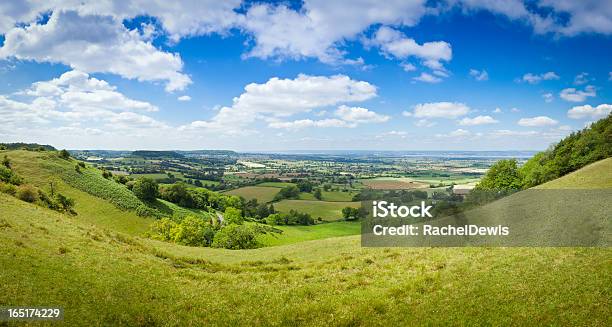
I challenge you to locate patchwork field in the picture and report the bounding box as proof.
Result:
[257,182,296,188]
[274,200,360,221]
[225,186,280,203]
[298,190,357,201]
[361,177,430,189]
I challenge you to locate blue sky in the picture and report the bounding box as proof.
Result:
[0,1,610,151]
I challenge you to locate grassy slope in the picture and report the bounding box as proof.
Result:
[274,200,360,221]
[1,193,610,326]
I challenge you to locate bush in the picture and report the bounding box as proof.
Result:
[16,184,38,203]
[173,216,215,247]
[59,149,70,160]
[75,164,81,173]
[223,207,243,224]
[135,204,157,217]
[0,182,17,195]
[273,185,300,201]
[212,224,261,249]
[148,218,178,241]
[132,177,158,202]
[2,155,10,168]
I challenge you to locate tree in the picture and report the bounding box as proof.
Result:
[297,180,313,192]
[59,149,70,160]
[172,216,215,247]
[273,185,300,201]
[313,188,322,200]
[212,224,261,249]
[132,177,158,202]
[475,159,522,191]
[342,206,363,220]
[224,206,243,224]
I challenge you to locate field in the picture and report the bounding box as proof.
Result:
[274,200,360,221]
[258,221,361,246]
[224,186,280,203]
[298,190,357,201]
[361,177,430,189]
[257,182,296,188]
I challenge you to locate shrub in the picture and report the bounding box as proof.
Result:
[212,224,261,250]
[59,149,70,160]
[75,164,81,173]
[148,218,178,241]
[132,177,158,202]
[16,184,38,203]
[2,155,10,168]
[223,206,243,224]
[173,216,215,247]
[136,204,157,217]
[0,182,17,195]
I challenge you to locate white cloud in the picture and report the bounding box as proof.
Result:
[573,72,590,85]
[559,85,596,102]
[401,63,417,72]
[492,107,502,114]
[435,129,473,138]
[413,72,442,83]
[240,1,428,64]
[0,70,166,135]
[458,115,498,126]
[177,95,192,101]
[414,119,436,127]
[542,93,554,103]
[517,116,558,127]
[335,105,389,123]
[371,26,452,73]
[180,74,377,134]
[268,118,353,130]
[511,107,521,113]
[567,104,612,120]
[0,10,191,92]
[489,130,540,137]
[520,72,559,84]
[469,69,488,81]
[408,102,470,119]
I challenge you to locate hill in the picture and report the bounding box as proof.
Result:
[130,150,184,159]
[0,142,56,151]
[0,151,610,325]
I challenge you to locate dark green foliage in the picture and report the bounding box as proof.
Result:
[2,155,10,168]
[0,143,55,151]
[273,185,300,201]
[132,178,159,202]
[265,210,314,225]
[341,206,366,220]
[297,180,313,192]
[75,164,81,173]
[314,188,322,200]
[59,149,71,160]
[135,204,157,217]
[519,114,612,188]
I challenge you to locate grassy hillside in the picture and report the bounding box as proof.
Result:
[1,192,610,325]
[536,157,612,189]
[258,221,361,246]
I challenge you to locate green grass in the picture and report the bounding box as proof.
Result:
[274,200,360,221]
[224,186,280,203]
[536,158,612,189]
[257,182,296,188]
[258,221,361,246]
[1,192,610,326]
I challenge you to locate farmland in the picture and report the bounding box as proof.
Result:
[224,186,280,203]
[274,200,360,221]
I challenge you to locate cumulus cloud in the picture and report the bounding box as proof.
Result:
[517,116,558,127]
[542,93,554,103]
[0,70,166,135]
[413,72,442,83]
[240,1,428,64]
[180,74,377,134]
[406,102,470,119]
[520,72,559,84]
[268,118,353,130]
[469,69,488,81]
[567,104,612,120]
[334,105,389,123]
[177,95,192,101]
[458,115,498,126]
[573,72,590,85]
[0,10,191,92]
[492,107,502,114]
[370,26,452,73]
[559,85,596,102]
